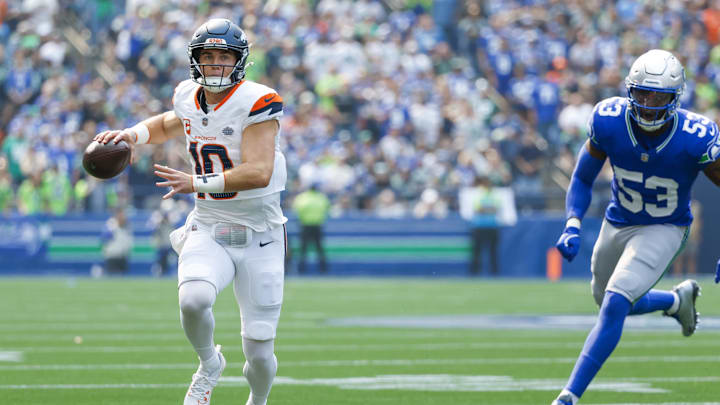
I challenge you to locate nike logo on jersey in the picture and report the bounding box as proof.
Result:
[259,240,274,247]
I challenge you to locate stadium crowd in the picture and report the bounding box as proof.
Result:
[1,0,720,218]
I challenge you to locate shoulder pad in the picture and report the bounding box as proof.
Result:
[588,97,627,148]
[676,109,720,164]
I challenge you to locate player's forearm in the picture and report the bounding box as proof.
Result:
[222,162,273,191]
[566,144,605,222]
[131,111,182,145]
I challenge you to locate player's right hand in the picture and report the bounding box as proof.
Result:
[93,129,137,163]
[555,226,580,262]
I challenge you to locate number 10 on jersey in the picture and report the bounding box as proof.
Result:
[189,141,237,199]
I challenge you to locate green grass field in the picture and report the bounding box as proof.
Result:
[1,277,719,405]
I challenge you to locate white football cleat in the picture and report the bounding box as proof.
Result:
[666,279,700,337]
[551,394,574,405]
[184,345,226,405]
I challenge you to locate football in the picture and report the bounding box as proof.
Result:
[82,140,131,179]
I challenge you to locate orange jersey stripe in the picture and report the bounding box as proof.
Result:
[214,81,244,111]
[250,93,283,115]
[193,86,202,110]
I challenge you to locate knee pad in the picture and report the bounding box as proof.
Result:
[244,321,276,341]
[243,337,276,367]
[178,280,216,315]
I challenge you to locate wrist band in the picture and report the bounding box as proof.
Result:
[192,172,226,193]
[127,123,150,144]
[566,217,581,230]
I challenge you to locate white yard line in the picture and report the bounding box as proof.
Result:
[0,311,242,323]
[5,339,720,354]
[0,383,189,389]
[3,338,719,351]
[0,328,322,342]
[2,374,716,393]
[0,351,22,362]
[5,340,720,353]
[0,327,719,344]
[586,403,720,405]
[3,357,720,371]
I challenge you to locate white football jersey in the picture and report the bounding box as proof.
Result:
[172,79,287,231]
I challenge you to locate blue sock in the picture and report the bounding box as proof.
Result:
[566,291,631,398]
[628,289,675,315]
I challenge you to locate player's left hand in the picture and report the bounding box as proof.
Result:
[154,164,193,199]
[715,258,720,284]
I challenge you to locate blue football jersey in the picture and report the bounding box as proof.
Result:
[588,96,720,226]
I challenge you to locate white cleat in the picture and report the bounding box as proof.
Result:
[551,394,574,405]
[665,279,701,337]
[184,345,226,405]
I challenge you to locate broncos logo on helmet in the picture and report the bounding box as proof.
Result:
[625,49,686,132]
[188,18,250,92]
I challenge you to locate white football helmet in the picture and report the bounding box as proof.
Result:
[625,49,685,131]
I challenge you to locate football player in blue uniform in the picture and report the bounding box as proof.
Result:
[551,49,720,405]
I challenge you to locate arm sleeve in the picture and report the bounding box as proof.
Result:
[566,145,605,220]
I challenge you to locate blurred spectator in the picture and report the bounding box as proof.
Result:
[292,183,331,274]
[558,92,593,146]
[72,170,91,212]
[0,163,13,213]
[41,165,72,216]
[703,1,720,45]
[513,133,545,209]
[147,199,183,277]
[467,176,502,276]
[373,188,407,218]
[532,78,561,142]
[17,172,42,215]
[413,188,449,218]
[2,49,41,126]
[100,208,133,276]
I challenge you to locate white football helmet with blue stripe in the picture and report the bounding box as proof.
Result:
[625,49,686,131]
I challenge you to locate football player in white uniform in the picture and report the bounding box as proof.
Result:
[95,18,286,405]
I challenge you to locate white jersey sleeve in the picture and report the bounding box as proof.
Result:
[242,82,284,131]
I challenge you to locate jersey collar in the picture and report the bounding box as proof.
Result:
[194,81,244,113]
[624,107,678,153]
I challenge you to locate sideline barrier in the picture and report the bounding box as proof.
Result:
[0,213,602,277]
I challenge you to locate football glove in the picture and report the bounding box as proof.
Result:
[715,258,719,284]
[556,226,580,262]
